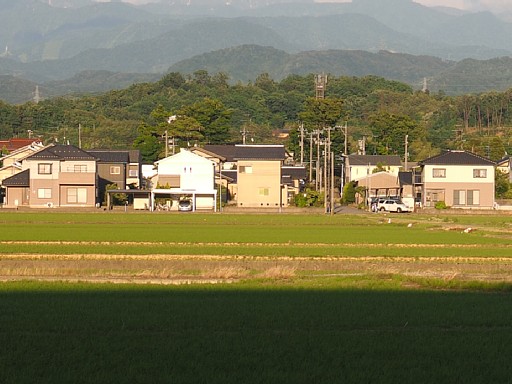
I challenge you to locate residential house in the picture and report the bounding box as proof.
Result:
[416,150,496,209]
[2,144,97,208]
[354,171,402,204]
[282,166,307,204]
[346,155,402,183]
[86,149,142,204]
[0,138,42,153]
[151,149,217,211]
[194,144,287,208]
[497,156,511,181]
[0,141,46,188]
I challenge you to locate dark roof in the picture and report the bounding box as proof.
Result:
[419,150,496,166]
[2,169,29,187]
[127,149,141,164]
[87,150,129,163]
[204,145,286,161]
[398,171,413,185]
[221,169,237,183]
[282,166,307,180]
[348,155,402,166]
[27,145,96,161]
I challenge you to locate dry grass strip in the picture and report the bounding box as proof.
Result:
[1,240,511,249]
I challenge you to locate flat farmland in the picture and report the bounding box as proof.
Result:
[2,211,512,383]
[1,211,512,284]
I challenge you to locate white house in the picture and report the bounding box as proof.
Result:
[151,149,217,211]
[346,155,402,182]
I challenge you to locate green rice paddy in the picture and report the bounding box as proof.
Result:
[1,211,512,383]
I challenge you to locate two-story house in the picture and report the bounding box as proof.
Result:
[416,150,496,209]
[194,144,287,208]
[86,149,142,204]
[151,149,217,211]
[0,142,46,182]
[2,144,97,208]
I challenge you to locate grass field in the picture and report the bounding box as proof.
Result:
[1,211,512,383]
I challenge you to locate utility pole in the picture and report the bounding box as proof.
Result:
[164,130,168,157]
[299,122,305,165]
[404,134,409,171]
[309,132,313,183]
[78,123,82,149]
[316,129,321,191]
[324,137,328,214]
[240,125,248,145]
[331,151,335,216]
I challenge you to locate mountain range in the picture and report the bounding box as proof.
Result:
[2,0,512,103]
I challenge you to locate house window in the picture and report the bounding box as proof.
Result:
[129,169,138,177]
[473,169,487,178]
[37,188,52,199]
[259,188,269,196]
[110,166,121,175]
[67,188,87,204]
[38,163,52,174]
[453,190,466,206]
[467,190,480,206]
[432,168,446,178]
[239,166,253,174]
[74,164,87,173]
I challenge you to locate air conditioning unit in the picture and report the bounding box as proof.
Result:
[46,202,54,208]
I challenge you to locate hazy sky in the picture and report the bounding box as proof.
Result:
[415,0,511,12]
[113,0,512,13]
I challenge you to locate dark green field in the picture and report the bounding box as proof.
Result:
[2,280,512,383]
[1,211,512,383]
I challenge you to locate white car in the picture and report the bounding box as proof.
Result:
[378,199,411,213]
[178,199,193,212]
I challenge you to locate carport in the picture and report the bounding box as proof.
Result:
[106,188,217,211]
[150,188,218,212]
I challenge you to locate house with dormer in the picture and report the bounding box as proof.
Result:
[2,144,97,208]
[415,150,496,209]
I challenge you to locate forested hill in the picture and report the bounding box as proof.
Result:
[168,46,453,86]
[1,72,511,169]
[5,46,512,104]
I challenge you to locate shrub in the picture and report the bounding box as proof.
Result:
[342,181,356,204]
[294,189,324,207]
[435,201,448,210]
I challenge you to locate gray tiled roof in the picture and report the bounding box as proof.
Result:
[2,169,29,187]
[282,166,307,180]
[398,171,413,185]
[204,145,286,161]
[87,150,129,163]
[27,145,96,161]
[420,150,495,166]
[348,155,402,166]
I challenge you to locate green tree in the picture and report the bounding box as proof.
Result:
[133,123,162,163]
[369,112,419,156]
[178,98,231,144]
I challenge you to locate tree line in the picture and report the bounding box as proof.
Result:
[1,71,512,164]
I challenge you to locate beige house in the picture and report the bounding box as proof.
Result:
[416,150,496,209]
[0,141,46,184]
[193,145,287,208]
[2,144,97,208]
